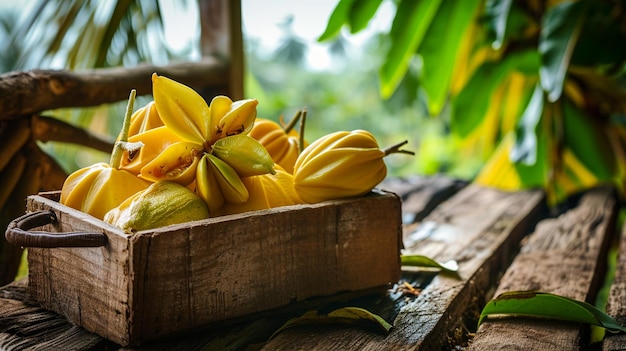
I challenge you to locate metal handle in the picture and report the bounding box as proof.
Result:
[5,210,107,248]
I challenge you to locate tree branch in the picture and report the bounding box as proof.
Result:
[0,57,230,120]
[32,115,115,153]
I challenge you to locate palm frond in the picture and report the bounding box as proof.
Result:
[8,0,196,71]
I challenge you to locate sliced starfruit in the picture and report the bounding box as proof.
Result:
[120,126,185,175]
[139,141,203,185]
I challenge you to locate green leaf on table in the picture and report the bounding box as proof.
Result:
[539,0,586,102]
[379,0,443,99]
[317,0,356,41]
[478,291,626,333]
[418,0,482,115]
[401,254,458,274]
[347,0,383,33]
[270,307,392,340]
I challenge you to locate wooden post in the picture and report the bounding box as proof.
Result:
[198,0,244,100]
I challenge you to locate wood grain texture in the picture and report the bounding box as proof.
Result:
[27,195,133,345]
[199,0,243,100]
[378,175,466,224]
[603,220,626,351]
[263,184,546,350]
[469,187,617,351]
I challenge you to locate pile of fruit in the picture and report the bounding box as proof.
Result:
[60,74,413,232]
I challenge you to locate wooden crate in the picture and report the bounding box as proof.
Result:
[22,190,402,346]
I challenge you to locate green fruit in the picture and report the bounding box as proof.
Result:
[104,181,209,232]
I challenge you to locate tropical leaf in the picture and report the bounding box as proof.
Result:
[484,0,513,50]
[500,72,535,134]
[347,0,383,34]
[448,20,489,96]
[270,307,392,340]
[379,0,443,99]
[95,0,133,67]
[570,1,626,66]
[401,254,459,275]
[478,291,626,333]
[514,111,550,190]
[452,50,539,138]
[474,133,523,190]
[9,0,177,70]
[317,0,356,42]
[561,98,615,181]
[538,0,587,102]
[510,83,544,165]
[552,147,599,200]
[568,67,626,115]
[418,0,482,115]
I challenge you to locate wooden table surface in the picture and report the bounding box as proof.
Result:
[2,176,625,350]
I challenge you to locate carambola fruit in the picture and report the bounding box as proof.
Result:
[293,130,413,203]
[104,181,209,232]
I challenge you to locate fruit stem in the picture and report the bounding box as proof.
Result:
[110,89,137,169]
[298,108,307,155]
[382,140,415,157]
[283,109,302,134]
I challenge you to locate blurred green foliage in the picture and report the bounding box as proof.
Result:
[319,0,626,204]
[244,16,477,178]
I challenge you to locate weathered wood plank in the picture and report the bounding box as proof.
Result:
[603,220,626,350]
[469,187,617,351]
[0,279,116,351]
[0,278,293,351]
[378,175,466,224]
[263,184,546,350]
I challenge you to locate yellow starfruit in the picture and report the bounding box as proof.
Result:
[60,90,152,219]
[103,181,209,233]
[128,101,163,137]
[119,126,185,175]
[249,109,307,174]
[148,73,274,212]
[61,162,151,220]
[293,130,414,203]
[213,165,302,216]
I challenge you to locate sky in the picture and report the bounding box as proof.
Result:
[241,0,393,69]
[154,0,393,70]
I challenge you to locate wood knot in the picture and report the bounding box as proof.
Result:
[48,77,68,96]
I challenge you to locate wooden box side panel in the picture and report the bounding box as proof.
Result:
[334,193,402,290]
[128,193,402,342]
[26,195,133,346]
